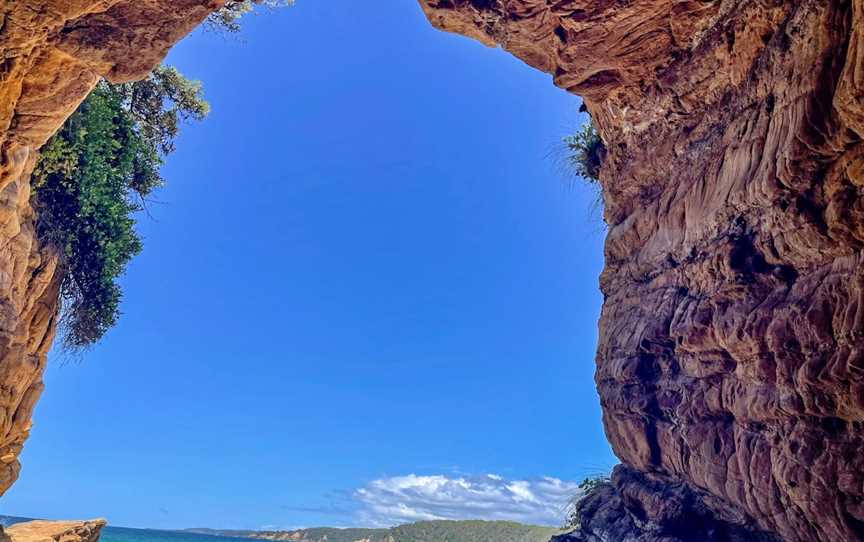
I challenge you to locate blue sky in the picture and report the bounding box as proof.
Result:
[3,0,614,530]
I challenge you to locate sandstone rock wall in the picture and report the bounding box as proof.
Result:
[0,2,859,541]
[419,1,864,541]
[0,0,224,497]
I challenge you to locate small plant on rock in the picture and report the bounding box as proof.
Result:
[563,121,606,183]
[563,475,612,529]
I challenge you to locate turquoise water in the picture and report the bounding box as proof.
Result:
[102,527,252,542]
[0,517,252,542]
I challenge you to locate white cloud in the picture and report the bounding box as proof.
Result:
[352,473,582,527]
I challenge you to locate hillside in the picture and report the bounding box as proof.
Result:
[186,520,567,542]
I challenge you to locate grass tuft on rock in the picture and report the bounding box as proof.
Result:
[563,121,606,184]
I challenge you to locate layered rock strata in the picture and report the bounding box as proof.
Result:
[419,1,864,541]
[0,2,861,541]
[0,0,224,496]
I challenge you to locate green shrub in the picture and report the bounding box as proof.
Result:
[32,66,208,349]
[563,122,605,183]
[563,475,612,529]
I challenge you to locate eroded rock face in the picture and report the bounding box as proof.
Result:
[419,1,864,541]
[0,0,224,496]
[552,466,781,542]
[0,2,860,541]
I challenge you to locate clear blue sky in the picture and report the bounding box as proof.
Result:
[4,0,614,531]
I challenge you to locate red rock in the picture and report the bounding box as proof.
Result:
[0,2,860,541]
[420,1,864,540]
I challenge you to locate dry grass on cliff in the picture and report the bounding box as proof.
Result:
[549,116,607,225]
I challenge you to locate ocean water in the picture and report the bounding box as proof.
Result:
[0,517,252,542]
[102,527,252,542]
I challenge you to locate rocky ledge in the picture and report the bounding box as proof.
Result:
[1,520,107,542]
[552,466,780,542]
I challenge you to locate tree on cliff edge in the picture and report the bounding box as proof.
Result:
[31,1,294,350]
[32,67,208,349]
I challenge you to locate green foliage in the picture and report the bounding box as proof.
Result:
[205,0,293,33]
[577,475,610,494]
[193,520,566,542]
[32,66,208,349]
[387,520,565,542]
[563,121,605,183]
[563,476,612,529]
